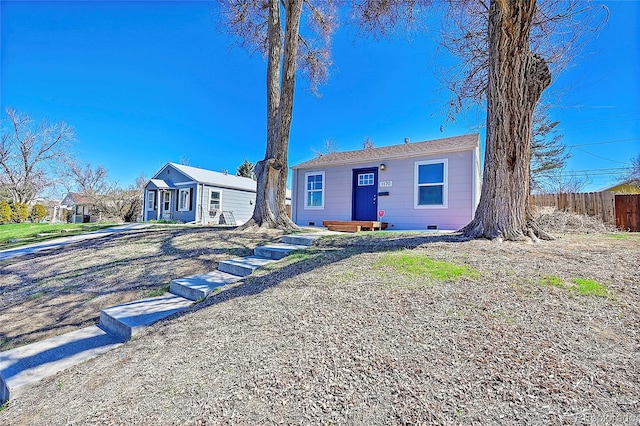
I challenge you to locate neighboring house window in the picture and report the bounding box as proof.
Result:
[210,191,221,211]
[305,172,325,209]
[178,189,191,211]
[162,192,171,211]
[146,191,156,210]
[415,159,448,208]
[358,173,375,186]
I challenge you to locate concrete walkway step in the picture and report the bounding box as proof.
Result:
[0,325,123,403]
[218,256,279,277]
[170,270,242,301]
[99,294,193,341]
[254,243,307,260]
[281,233,322,246]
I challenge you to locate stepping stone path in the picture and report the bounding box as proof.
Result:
[0,233,320,404]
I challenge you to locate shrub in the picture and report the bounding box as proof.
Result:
[30,204,47,222]
[0,201,11,223]
[11,202,29,223]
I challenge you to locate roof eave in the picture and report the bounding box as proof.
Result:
[291,143,478,170]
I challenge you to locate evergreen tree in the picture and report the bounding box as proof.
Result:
[11,202,29,222]
[30,204,48,222]
[530,105,569,193]
[0,201,12,223]
[236,159,256,180]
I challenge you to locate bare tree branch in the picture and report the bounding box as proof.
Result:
[0,108,75,203]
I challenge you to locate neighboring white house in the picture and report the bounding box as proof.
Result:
[290,134,482,230]
[60,192,99,223]
[143,163,260,225]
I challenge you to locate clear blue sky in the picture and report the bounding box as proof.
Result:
[1,0,638,196]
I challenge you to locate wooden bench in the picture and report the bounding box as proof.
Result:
[322,220,388,233]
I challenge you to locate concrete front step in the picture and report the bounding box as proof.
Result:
[218,256,279,277]
[0,325,123,404]
[99,294,193,341]
[170,270,242,301]
[281,233,322,246]
[254,243,307,260]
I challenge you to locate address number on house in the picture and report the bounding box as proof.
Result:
[379,181,392,187]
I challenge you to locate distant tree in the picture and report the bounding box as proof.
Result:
[0,201,11,223]
[220,0,336,230]
[312,138,339,158]
[61,161,109,196]
[236,159,256,180]
[93,174,146,223]
[29,204,48,222]
[11,202,29,223]
[0,108,75,204]
[530,105,569,193]
[179,156,191,166]
[362,137,375,149]
[627,154,640,182]
[540,171,588,194]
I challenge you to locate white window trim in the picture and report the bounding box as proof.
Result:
[178,188,191,211]
[146,190,156,211]
[304,171,325,210]
[414,159,448,209]
[209,190,222,211]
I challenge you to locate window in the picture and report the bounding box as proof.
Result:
[358,173,375,186]
[209,191,221,211]
[415,160,448,208]
[178,189,191,211]
[146,191,156,210]
[162,192,171,212]
[304,172,325,209]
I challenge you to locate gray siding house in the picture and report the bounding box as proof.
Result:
[290,134,481,230]
[143,163,258,225]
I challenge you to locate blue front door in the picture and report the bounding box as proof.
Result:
[352,168,378,221]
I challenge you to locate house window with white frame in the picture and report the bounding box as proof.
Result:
[178,188,191,211]
[146,190,156,210]
[209,191,221,211]
[415,159,448,208]
[305,172,324,209]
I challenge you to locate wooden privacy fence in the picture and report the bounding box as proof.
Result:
[528,192,616,225]
[615,194,640,232]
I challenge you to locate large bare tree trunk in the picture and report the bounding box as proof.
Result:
[462,0,552,241]
[241,0,301,231]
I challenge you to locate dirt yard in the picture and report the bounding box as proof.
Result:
[0,226,281,352]
[1,227,639,425]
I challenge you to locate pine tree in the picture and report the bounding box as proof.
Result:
[236,159,256,180]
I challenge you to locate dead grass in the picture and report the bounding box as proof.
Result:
[1,228,639,425]
[0,227,280,351]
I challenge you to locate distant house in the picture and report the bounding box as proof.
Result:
[290,134,481,231]
[60,192,100,223]
[598,180,640,195]
[143,163,261,225]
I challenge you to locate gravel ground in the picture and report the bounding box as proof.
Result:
[1,223,638,425]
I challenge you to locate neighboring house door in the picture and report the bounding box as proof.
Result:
[352,167,378,221]
[162,191,172,218]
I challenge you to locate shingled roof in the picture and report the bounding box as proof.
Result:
[291,133,479,169]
